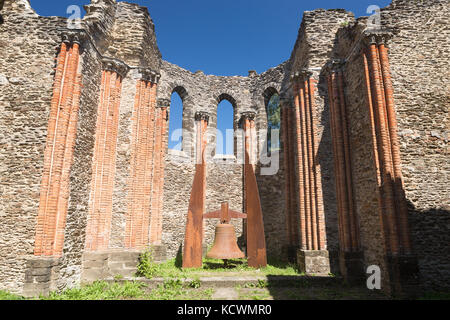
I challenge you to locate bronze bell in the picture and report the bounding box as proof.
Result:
[207,223,245,260]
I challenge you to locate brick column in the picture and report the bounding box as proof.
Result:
[325,60,364,283]
[124,70,161,250]
[362,32,418,297]
[149,98,169,245]
[85,58,128,252]
[34,31,84,257]
[292,82,307,252]
[182,111,210,268]
[291,70,330,275]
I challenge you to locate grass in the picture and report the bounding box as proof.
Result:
[29,280,214,300]
[41,281,148,300]
[0,290,26,300]
[136,253,302,280]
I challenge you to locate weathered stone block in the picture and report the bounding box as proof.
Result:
[297,250,331,275]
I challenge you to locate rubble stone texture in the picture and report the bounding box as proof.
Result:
[0,0,448,296]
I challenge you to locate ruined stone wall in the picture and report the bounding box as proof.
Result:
[0,0,448,296]
[333,21,393,290]
[158,61,289,259]
[330,0,450,292]
[287,9,356,269]
[0,5,69,294]
[382,0,450,291]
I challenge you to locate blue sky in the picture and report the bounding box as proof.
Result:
[29,0,392,151]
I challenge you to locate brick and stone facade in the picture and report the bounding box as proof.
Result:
[0,0,448,297]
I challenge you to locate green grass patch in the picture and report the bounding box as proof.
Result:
[41,281,148,300]
[136,248,302,279]
[0,290,26,300]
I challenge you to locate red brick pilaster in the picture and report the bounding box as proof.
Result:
[362,33,419,296]
[365,35,400,255]
[326,61,360,253]
[362,33,413,256]
[35,31,84,257]
[378,41,412,254]
[125,70,161,250]
[149,98,169,245]
[85,58,128,252]
[292,85,307,250]
[292,71,328,252]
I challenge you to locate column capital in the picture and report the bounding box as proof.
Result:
[139,68,161,84]
[324,59,346,75]
[101,57,129,78]
[158,99,171,121]
[195,111,210,124]
[240,111,257,122]
[157,98,171,109]
[362,30,393,47]
[61,29,87,46]
[290,68,313,82]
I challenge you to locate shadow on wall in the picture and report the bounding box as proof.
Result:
[408,201,450,292]
[0,0,4,24]
[256,162,288,262]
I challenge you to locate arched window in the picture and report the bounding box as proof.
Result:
[266,93,281,154]
[168,91,183,151]
[216,100,235,156]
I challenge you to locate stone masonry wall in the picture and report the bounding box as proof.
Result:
[0,6,68,294]
[330,0,450,291]
[158,60,289,259]
[288,9,357,270]
[382,0,449,291]
[0,0,448,296]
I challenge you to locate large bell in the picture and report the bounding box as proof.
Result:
[207,224,245,260]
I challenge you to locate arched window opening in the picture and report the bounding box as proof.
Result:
[216,100,235,156]
[266,93,281,154]
[168,91,183,151]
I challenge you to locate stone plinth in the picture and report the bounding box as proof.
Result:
[81,246,167,283]
[23,257,61,298]
[297,250,331,275]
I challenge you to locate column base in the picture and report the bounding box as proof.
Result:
[81,245,167,283]
[387,254,421,298]
[297,250,331,275]
[339,251,365,285]
[23,257,61,298]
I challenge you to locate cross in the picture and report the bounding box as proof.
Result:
[203,202,247,224]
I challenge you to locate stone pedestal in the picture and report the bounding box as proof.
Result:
[81,245,167,283]
[297,250,331,275]
[23,257,61,298]
[387,254,421,298]
[339,251,365,285]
